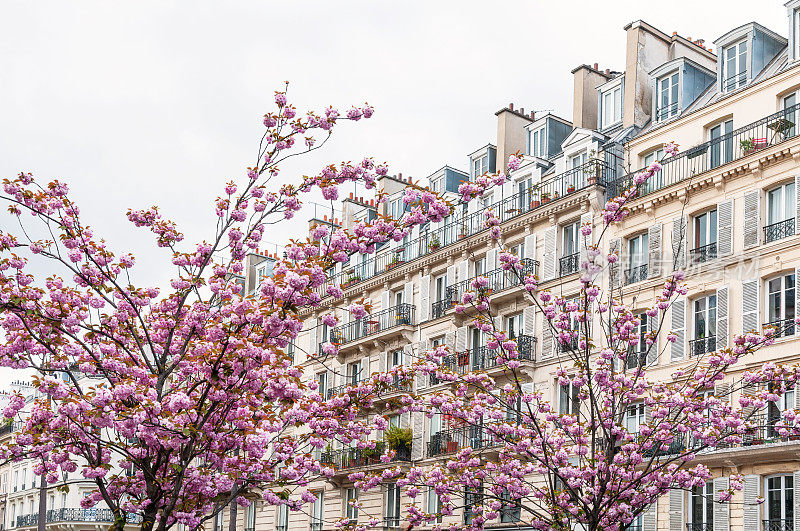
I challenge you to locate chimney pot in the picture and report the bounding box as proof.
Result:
[605,69,610,75]
[349,192,353,199]
[593,63,598,70]
[398,172,402,180]
[520,107,525,115]
[509,103,514,110]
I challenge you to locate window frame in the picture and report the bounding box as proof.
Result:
[688,482,714,527]
[765,474,794,524]
[600,82,623,129]
[623,402,646,435]
[558,381,580,416]
[692,294,717,341]
[529,127,546,158]
[723,39,748,92]
[656,70,680,121]
[344,487,358,523]
[693,209,718,250]
[766,182,796,227]
[766,273,796,330]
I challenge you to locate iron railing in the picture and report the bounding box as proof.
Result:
[16,509,143,526]
[383,516,401,528]
[310,522,323,531]
[686,523,713,531]
[426,425,496,458]
[763,318,796,338]
[763,520,793,531]
[558,336,579,352]
[689,336,716,357]
[559,253,579,276]
[431,298,451,320]
[320,444,410,471]
[724,71,748,92]
[320,304,415,352]
[625,264,648,285]
[656,101,680,122]
[765,218,795,243]
[318,160,614,298]
[605,103,800,201]
[690,242,717,265]
[434,335,536,382]
[326,378,370,399]
[445,259,538,308]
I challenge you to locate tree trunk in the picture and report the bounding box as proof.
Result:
[36,480,46,531]
[228,501,238,531]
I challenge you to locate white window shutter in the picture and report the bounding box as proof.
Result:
[307,318,318,361]
[444,331,455,354]
[647,223,662,279]
[742,279,760,334]
[455,327,467,353]
[541,321,553,359]
[416,339,428,391]
[411,412,424,460]
[403,344,413,368]
[524,233,537,261]
[744,190,760,249]
[457,260,469,282]
[646,313,659,365]
[486,249,497,272]
[446,265,457,288]
[716,285,729,349]
[715,382,730,403]
[419,275,430,322]
[795,174,800,235]
[579,211,592,267]
[381,291,391,311]
[379,351,387,373]
[668,489,684,531]
[404,281,414,308]
[362,355,371,379]
[670,299,685,361]
[523,307,536,336]
[609,238,622,289]
[743,474,761,531]
[543,227,557,281]
[717,199,733,256]
[671,216,687,270]
[713,477,729,531]
[795,471,800,531]
[642,500,657,531]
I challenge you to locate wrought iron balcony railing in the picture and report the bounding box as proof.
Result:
[765,218,795,243]
[318,303,415,354]
[656,101,680,122]
[686,522,713,531]
[605,103,800,201]
[689,242,717,265]
[430,298,451,320]
[317,160,613,299]
[383,516,402,529]
[16,508,143,527]
[326,377,371,399]
[763,519,794,531]
[445,258,538,310]
[689,336,716,357]
[763,318,796,338]
[320,443,410,471]
[426,424,496,458]
[430,335,536,385]
[559,253,579,277]
[558,335,579,353]
[624,264,648,285]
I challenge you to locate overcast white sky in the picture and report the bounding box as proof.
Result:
[0,1,789,386]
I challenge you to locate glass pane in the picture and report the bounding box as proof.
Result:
[787,183,796,221]
[769,188,781,225]
[709,210,718,244]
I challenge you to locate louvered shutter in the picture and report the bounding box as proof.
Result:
[647,313,659,365]
[744,190,760,249]
[648,223,662,279]
[609,238,622,289]
[379,352,387,373]
[411,412,425,460]
[668,489,684,531]
[458,260,468,283]
[716,285,729,349]
[523,307,536,335]
[307,318,318,361]
[743,474,761,531]
[717,199,733,256]
[403,344,413,369]
[795,175,800,235]
[381,291,391,311]
[670,299,686,361]
[445,332,455,355]
[541,322,554,359]
[742,279,760,334]
[416,339,428,391]
[404,282,414,308]
[713,477,729,531]
[486,249,497,272]
[524,233,537,261]
[642,501,657,531]
[419,275,430,322]
[715,382,730,403]
[795,471,800,531]
[446,265,457,287]
[362,355,371,380]
[579,211,593,267]
[455,327,467,353]
[543,227,557,281]
[671,216,687,270]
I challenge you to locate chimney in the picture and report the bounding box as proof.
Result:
[509,103,514,111]
[571,64,608,129]
[593,63,598,70]
[520,107,525,115]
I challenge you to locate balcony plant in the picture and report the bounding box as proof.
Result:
[384,426,412,460]
[566,183,576,193]
[540,192,551,204]
[428,234,441,252]
[386,253,404,271]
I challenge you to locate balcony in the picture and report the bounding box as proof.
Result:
[326,378,370,399]
[624,264,648,285]
[605,103,800,201]
[558,336,579,353]
[686,523,713,531]
[320,444,410,472]
[689,336,716,357]
[689,242,716,265]
[625,349,647,370]
[426,425,496,458]
[764,218,795,243]
[430,335,536,384]
[317,161,614,299]
[319,303,415,354]
[763,318,796,339]
[430,298,451,320]
[16,509,143,527]
[655,101,679,122]
[383,516,401,529]
[763,520,793,531]
[445,258,538,311]
[559,253,579,277]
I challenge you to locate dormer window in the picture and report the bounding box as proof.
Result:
[794,7,800,61]
[430,176,444,194]
[722,39,748,91]
[472,154,489,178]
[529,127,546,158]
[656,71,679,121]
[600,82,623,129]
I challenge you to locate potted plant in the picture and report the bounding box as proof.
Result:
[384,426,413,460]
[587,150,602,184]
[428,235,441,252]
[386,254,403,271]
[740,138,755,155]
[566,183,576,193]
[446,440,459,453]
[541,192,551,204]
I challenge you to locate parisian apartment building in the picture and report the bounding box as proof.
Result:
[8,6,800,531]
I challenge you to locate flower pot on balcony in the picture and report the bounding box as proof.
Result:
[530,200,541,208]
[446,440,459,453]
[566,185,576,193]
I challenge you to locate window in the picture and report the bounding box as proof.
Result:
[500,488,521,523]
[626,233,649,284]
[690,295,717,356]
[347,361,362,385]
[506,313,524,340]
[434,275,447,302]
[657,72,679,121]
[430,177,444,194]
[529,127,546,157]
[388,414,400,429]
[691,210,718,264]
[386,483,401,527]
[311,491,324,531]
[767,384,796,437]
[427,487,442,523]
[766,182,796,242]
[464,485,483,524]
[394,289,403,308]
[642,148,664,167]
[482,192,494,210]
[517,176,534,210]
[767,274,796,336]
[627,313,650,369]
[723,40,748,91]
[317,372,328,399]
[560,221,580,276]
[215,510,224,531]
[601,84,623,128]
[286,340,294,364]
[20,469,25,491]
[61,493,65,509]
[570,152,588,170]
[390,349,403,369]
[689,483,714,530]
[474,256,486,277]
[709,120,733,168]
[624,403,646,435]
[245,502,256,531]
[13,471,17,492]
[389,197,404,221]
[784,93,797,138]
[559,382,580,415]
[766,475,794,527]
[10,504,14,528]
[344,487,358,523]
[472,154,489,178]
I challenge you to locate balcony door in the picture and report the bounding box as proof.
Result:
[766,183,796,242]
[691,295,716,356]
[689,483,714,531]
[767,274,796,336]
[766,475,794,530]
[709,119,733,168]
